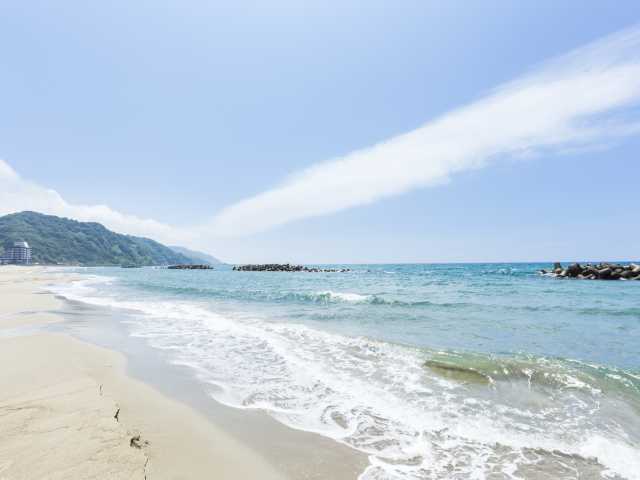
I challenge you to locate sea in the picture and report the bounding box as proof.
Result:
[48,263,640,480]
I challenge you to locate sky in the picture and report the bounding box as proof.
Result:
[1,0,640,263]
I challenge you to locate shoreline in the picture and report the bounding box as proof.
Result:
[0,266,366,479]
[8,265,636,479]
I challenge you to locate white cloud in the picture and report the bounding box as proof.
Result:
[0,160,19,181]
[3,26,640,248]
[0,159,193,246]
[208,25,640,237]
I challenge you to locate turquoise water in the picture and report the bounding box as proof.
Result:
[51,264,640,480]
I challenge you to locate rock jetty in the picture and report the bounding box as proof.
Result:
[540,262,640,280]
[233,264,350,273]
[167,264,213,270]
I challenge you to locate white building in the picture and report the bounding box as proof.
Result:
[1,241,32,265]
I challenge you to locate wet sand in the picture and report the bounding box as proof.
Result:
[0,266,366,479]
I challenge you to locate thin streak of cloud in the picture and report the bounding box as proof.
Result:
[2,26,640,249]
[207,25,640,237]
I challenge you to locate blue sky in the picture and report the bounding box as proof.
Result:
[1,1,640,263]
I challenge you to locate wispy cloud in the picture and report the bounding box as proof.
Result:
[3,26,640,248]
[0,159,193,246]
[208,26,640,237]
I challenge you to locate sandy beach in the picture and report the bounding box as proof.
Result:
[0,267,364,480]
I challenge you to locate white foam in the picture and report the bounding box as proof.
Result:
[316,290,371,303]
[51,276,640,480]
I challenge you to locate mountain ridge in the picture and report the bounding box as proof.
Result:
[169,246,223,265]
[0,211,197,266]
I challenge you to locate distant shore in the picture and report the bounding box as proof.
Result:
[0,267,364,479]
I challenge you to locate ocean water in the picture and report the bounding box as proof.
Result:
[49,264,640,480]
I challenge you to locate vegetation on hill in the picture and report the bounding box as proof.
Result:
[0,211,193,266]
[169,246,222,265]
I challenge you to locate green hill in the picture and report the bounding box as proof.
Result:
[0,211,193,266]
[169,245,223,265]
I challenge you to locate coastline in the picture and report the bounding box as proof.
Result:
[5,264,636,479]
[0,266,366,480]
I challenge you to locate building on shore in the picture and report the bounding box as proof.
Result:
[0,241,32,265]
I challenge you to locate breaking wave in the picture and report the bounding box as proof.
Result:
[50,275,640,480]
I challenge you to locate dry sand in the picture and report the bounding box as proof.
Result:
[0,267,291,480]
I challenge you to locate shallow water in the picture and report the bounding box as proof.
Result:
[48,264,640,480]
